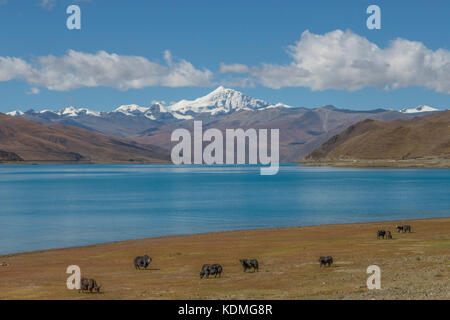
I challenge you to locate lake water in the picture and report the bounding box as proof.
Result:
[0,164,449,255]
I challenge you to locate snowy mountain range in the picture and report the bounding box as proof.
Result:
[4,86,443,162]
[5,86,293,120]
[6,87,441,121]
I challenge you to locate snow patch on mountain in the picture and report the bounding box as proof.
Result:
[399,105,439,113]
[171,112,193,120]
[57,107,101,117]
[6,110,24,116]
[150,101,169,113]
[113,104,150,116]
[262,103,293,110]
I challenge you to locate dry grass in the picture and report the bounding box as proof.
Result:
[0,218,449,300]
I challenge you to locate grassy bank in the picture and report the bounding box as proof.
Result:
[0,218,449,300]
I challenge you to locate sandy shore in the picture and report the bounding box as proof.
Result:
[0,218,449,300]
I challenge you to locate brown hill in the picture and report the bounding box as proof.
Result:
[304,110,450,167]
[130,106,411,162]
[0,113,169,163]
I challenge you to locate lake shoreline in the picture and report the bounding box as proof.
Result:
[0,160,170,165]
[1,217,448,300]
[2,160,450,168]
[301,159,450,168]
[1,216,447,258]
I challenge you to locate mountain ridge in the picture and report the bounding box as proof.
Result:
[8,87,442,119]
[304,110,450,167]
[4,87,443,162]
[0,113,169,163]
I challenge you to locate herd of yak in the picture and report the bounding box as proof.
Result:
[78,224,413,293]
[377,224,412,239]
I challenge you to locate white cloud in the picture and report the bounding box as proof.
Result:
[219,63,250,74]
[3,30,450,95]
[0,56,33,81]
[219,77,256,88]
[0,50,213,91]
[26,87,40,95]
[224,29,450,94]
[39,0,56,10]
[39,0,92,10]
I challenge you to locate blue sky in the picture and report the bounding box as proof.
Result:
[1,0,450,112]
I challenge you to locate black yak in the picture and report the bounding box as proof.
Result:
[200,264,223,279]
[377,230,386,239]
[134,255,152,270]
[239,259,259,272]
[318,256,333,267]
[79,277,101,293]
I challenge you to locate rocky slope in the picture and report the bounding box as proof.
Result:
[304,110,450,167]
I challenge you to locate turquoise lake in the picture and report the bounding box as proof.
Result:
[0,164,449,254]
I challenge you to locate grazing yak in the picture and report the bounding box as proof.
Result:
[211,264,223,278]
[396,225,412,233]
[377,230,386,239]
[79,277,101,293]
[239,259,259,272]
[318,256,333,267]
[386,231,393,239]
[199,264,223,279]
[134,255,152,270]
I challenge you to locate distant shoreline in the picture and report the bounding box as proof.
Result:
[301,159,450,169]
[0,160,170,165]
[2,161,450,168]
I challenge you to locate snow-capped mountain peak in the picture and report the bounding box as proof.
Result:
[400,105,439,114]
[149,102,168,113]
[56,106,101,117]
[167,86,270,116]
[6,110,24,116]
[113,104,150,116]
[143,103,173,120]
